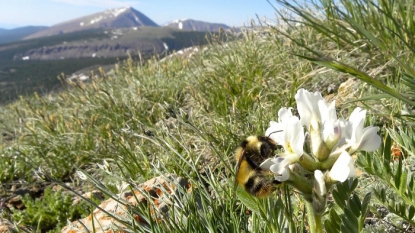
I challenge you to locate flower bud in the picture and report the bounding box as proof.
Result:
[312,170,327,214]
[309,125,331,161]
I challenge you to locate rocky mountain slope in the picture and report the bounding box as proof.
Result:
[21,28,165,60]
[0,7,228,103]
[165,19,230,31]
[24,7,158,39]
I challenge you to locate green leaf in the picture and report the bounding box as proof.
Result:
[349,178,359,192]
[345,94,392,103]
[360,193,372,231]
[361,193,372,217]
[402,74,415,90]
[372,155,383,177]
[394,156,403,190]
[409,206,415,220]
[325,220,339,233]
[342,208,359,233]
[399,169,408,195]
[357,151,374,175]
[379,188,387,203]
[349,194,361,217]
[332,189,346,209]
[343,13,385,50]
[408,178,415,199]
[236,186,260,213]
[325,209,341,233]
[383,134,392,163]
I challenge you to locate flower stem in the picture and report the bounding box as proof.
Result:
[305,201,323,233]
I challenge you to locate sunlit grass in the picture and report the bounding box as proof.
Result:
[1,1,415,232]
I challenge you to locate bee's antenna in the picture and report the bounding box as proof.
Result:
[267,130,282,138]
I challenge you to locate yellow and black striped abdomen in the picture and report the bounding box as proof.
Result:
[235,136,281,198]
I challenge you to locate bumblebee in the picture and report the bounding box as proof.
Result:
[235,135,282,197]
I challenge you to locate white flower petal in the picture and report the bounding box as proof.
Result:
[323,119,339,140]
[285,116,304,157]
[329,151,357,182]
[276,168,290,181]
[343,107,381,153]
[353,127,381,152]
[278,107,293,122]
[346,108,365,144]
[349,107,366,125]
[295,88,324,130]
[261,157,291,182]
[318,99,337,125]
[266,108,305,159]
[339,119,352,141]
[265,121,284,144]
[259,158,275,170]
[268,157,288,172]
[270,162,290,182]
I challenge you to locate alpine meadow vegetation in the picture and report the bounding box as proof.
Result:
[1,0,415,232]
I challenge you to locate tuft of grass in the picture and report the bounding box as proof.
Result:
[272,0,415,122]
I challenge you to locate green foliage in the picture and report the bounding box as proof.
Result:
[236,185,291,232]
[3,0,415,231]
[357,132,415,229]
[388,127,415,158]
[273,0,415,117]
[325,179,371,233]
[12,187,89,232]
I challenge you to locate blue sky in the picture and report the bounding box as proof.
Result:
[0,0,279,29]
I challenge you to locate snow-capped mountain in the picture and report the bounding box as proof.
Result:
[24,7,158,39]
[165,19,230,32]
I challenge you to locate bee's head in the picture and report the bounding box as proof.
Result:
[239,135,279,167]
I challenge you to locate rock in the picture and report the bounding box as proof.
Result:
[7,196,24,210]
[324,78,360,106]
[0,218,36,232]
[11,187,30,197]
[0,218,23,233]
[0,218,14,233]
[327,83,337,94]
[337,78,359,101]
[72,190,105,205]
[61,174,191,233]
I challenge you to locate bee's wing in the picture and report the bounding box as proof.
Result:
[234,148,245,191]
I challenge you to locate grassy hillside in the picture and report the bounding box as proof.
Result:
[1,1,415,232]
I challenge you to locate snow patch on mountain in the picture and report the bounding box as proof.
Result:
[165,19,230,32]
[87,7,130,26]
[111,7,129,17]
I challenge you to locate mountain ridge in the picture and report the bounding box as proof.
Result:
[165,19,230,31]
[24,7,158,40]
[0,26,48,44]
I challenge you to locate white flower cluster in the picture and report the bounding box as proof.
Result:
[259,88,381,211]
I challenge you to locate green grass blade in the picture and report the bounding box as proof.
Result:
[296,54,415,106]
